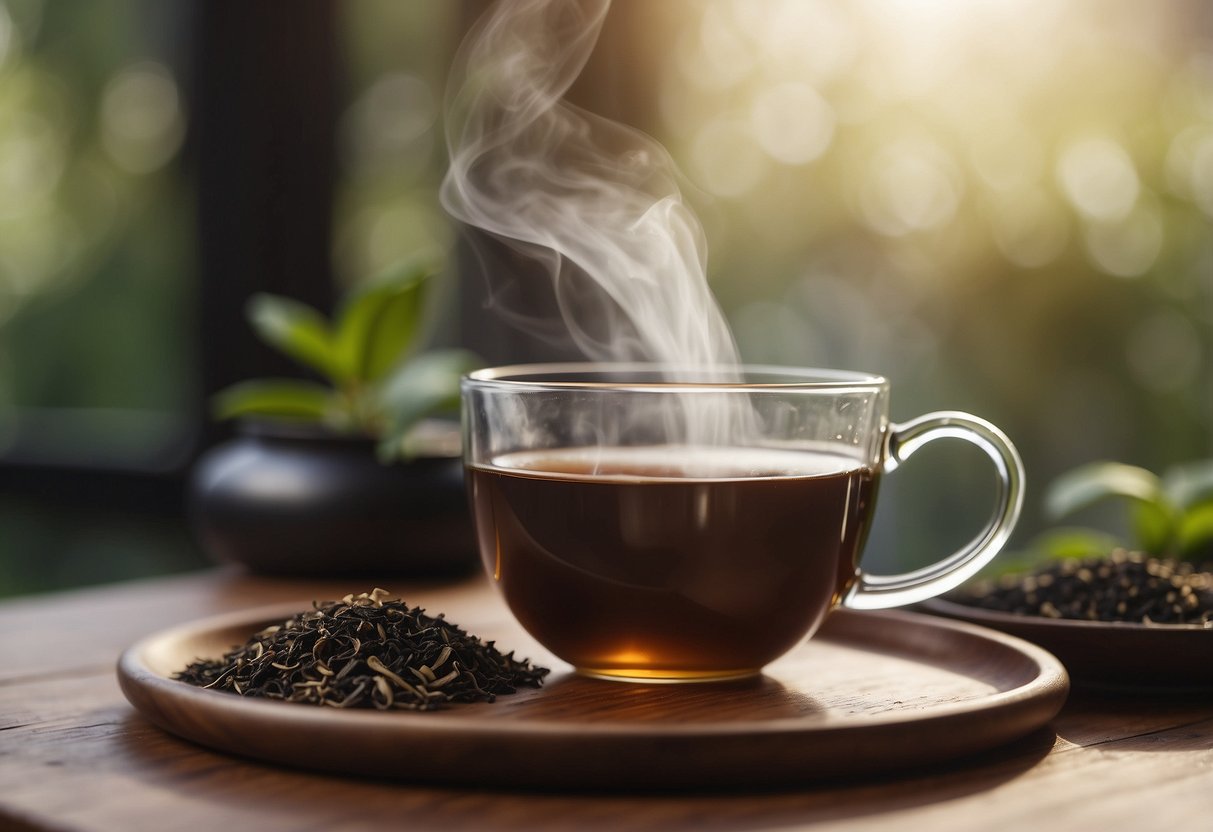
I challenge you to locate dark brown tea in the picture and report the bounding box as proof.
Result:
[468,446,879,681]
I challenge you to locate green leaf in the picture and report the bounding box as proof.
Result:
[1044,461,1170,520]
[1045,462,1181,554]
[1131,501,1176,555]
[375,349,479,460]
[334,263,434,383]
[246,294,340,381]
[211,379,334,422]
[1177,501,1213,558]
[1162,459,1213,511]
[1029,527,1124,560]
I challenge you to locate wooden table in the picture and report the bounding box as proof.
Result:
[2,570,1211,831]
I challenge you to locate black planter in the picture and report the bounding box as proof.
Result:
[189,422,478,577]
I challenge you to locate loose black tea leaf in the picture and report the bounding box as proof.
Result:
[955,550,1213,626]
[175,589,550,710]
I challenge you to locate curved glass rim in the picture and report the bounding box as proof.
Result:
[465,363,888,390]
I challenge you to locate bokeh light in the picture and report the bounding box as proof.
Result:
[1056,137,1140,223]
[99,62,184,175]
[688,115,768,197]
[334,1,457,291]
[1082,202,1164,279]
[0,0,192,420]
[858,137,962,236]
[987,187,1070,269]
[750,82,835,166]
[646,0,1212,560]
[1166,125,1213,217]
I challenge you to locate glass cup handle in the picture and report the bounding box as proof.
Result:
[844,411,1025,610]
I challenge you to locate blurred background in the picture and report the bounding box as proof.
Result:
[0,0,1209,596]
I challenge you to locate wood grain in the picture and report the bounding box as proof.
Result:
[2,571,1212,831]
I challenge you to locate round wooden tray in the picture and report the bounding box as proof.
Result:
[117,604,1068,790]
[921,598,1213,690]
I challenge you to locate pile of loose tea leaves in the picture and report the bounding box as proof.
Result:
[956,550,1213,626]
[175,589,550,710]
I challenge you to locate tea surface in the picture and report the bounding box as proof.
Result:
[469,446,879,680]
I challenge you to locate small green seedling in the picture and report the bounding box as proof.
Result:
[1035,459,1213,562]
[212,261,478,460]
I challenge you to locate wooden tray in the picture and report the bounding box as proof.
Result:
[922,598,1213,691]
[117,604,1069,790]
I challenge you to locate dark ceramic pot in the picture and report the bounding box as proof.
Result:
[188,421,478,577]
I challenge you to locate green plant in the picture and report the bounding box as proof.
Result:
[1033,460,1213,562]
[213,261,478,459]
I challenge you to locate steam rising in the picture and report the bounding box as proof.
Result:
[441,0,741,370]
